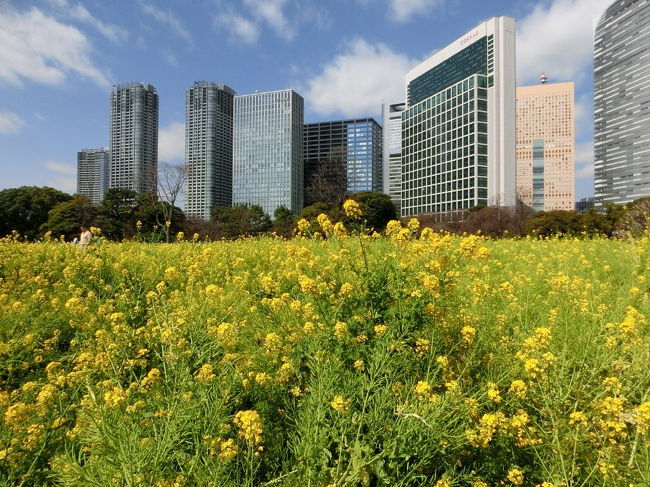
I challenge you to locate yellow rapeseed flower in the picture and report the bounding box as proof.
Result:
[330,395,351,414]
[507,468,524,485]
[343,199,362,218]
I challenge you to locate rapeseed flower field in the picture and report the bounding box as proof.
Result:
[0,216,649,486]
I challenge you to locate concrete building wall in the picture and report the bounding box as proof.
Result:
[516,81,575,211]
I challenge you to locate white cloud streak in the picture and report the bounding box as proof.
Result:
[44,160,76,175]
[305,38,417,118]
[139,1,192,44]
[215,11,260,44]
[216,0,329,44]
[0,5,110,87]
[0,110,25,135]
[388,0,444,22]
[159,122,185,162]
[517,0,611,85]
[46,0,127,43]
[243,0,293,40]
[69,4,128,43]
[44,160,77,194]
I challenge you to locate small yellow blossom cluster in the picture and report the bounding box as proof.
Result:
[506,468,524,485]
[330,395,351,414]
[466,409,541,449]
[604,306,645,348]
[515,328,555,380]
[414,338,430,357]
[508,380,527,400]
[342,199,362,218]
[233,410,263,449]
[413,381,439,403]
[317,214,334,235]
[204,436,238,460]
[460,325,476,344]
[333,321,348,339]
[195,364,215,384]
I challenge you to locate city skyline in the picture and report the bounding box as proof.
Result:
[0,0,612,202]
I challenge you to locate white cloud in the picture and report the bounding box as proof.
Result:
[159,122,185,162]
[517,0,611,85]
[243,0,293,40]
[388,0,443,22]
[0,5,110,87]
[575,140,594,179]
[44,160,77,193]
[139,1,192,44]
[68,4,128,43]
[216,0,329,44]
[0,110,25,135]
[305,38,417,118]
[215,11,260,44]
[44,160,76,175]
[47,0,128,43]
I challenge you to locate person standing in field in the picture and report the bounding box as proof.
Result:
[79,226,93,249]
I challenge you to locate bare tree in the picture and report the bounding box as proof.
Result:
[305,147,348,207]
[158,162,186,242]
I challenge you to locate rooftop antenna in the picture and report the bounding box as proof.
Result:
[540,73,548,84]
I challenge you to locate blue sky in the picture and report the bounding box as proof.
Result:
[0,0,612,201]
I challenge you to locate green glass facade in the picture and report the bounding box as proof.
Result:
[402,74,490,215]
[408,37,489,106]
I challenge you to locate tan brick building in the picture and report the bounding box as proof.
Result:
[516,80,575,211]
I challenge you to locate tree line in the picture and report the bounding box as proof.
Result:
[1,185,648,242]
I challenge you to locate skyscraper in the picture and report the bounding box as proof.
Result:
[382,102,406,212]
[109,82,158,194]
[77,148,109,205]
[304,118,382,206]
[402,17,516,218]
[594,0,650,206]
[516,79,575,211]
[185,81,235,220]
[233,89,304,215]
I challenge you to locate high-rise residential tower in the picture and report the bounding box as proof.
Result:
[402,17,516,218]
[233,89,304,215]
[382,102,406,212]
[304,118,382,206]
[109,82,159,194]
[594,0,650,206]
[185,82,235,220]
[77,148,109,205]
[516,79,575,211]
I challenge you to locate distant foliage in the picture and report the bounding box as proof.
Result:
[0,186,71,240]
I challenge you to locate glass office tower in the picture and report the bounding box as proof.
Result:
[594,0,650,206]
[304,118,382,206]
[233,89,304,215]
[109,82,158,194]
[77,148,109,205]
[185,82,235,220]
[402,17,516,218]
